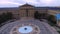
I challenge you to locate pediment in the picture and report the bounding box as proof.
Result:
[20,4,34,7]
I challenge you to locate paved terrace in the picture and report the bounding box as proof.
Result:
[0,17,59,34]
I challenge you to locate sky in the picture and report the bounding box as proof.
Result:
[0,0,60,7]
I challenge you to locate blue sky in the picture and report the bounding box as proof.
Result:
[0,0,60,7]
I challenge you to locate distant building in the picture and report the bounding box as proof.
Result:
[0,4,60,26]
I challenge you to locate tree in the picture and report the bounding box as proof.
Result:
[47,15,57,26]
[6,12,13,19]
[34,11,40,19]
[0,12,13,27]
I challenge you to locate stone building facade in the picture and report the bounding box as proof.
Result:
[0,4,48,19]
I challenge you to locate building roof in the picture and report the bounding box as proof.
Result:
[20,4,34,7]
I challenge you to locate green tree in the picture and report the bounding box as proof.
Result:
[34,11,40,19]
[0,12,13,27]
[47,15,56,26]
[6,12,13,19]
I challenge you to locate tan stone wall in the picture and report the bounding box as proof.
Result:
[19,9,35,18]
[28,9,35,17]
[38,9,47,13]
[48,10,60,15]
[19,9,26,17]
[18,5,35,18]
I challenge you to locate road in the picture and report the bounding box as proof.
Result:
[0,18,59,34]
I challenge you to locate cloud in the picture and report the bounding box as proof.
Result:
[36,0,60,7]
[0,0,23,5]
[0,0,60,7]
